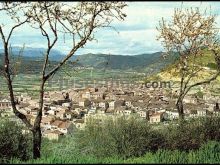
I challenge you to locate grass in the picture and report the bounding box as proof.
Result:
[9,141,220,164]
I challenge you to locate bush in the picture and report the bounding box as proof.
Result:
[73,116,220,159]
[74,115,159,159]
[163,120,203,151]
[9,115,220,163]
[162,117,220,151]
[0,119,32,163]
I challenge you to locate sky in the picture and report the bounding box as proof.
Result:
[1,1,220,55]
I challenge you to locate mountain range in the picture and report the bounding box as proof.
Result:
[0,47,178,73]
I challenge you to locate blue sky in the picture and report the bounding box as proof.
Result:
[1,1,220,55]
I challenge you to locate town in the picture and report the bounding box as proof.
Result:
[0,82,219,141]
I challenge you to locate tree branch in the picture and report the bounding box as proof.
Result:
[6,18,29,44]
[184,70,220,97]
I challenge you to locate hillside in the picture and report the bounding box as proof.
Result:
[74,52,176,70]
[0,47,177,74]
[147,50,220,84]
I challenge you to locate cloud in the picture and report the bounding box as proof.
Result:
[1,2,220,55]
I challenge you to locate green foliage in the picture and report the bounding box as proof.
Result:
[196,91,203,98]
[6,116,220,164]
[207,62,217,69]
[73,116,220,159]
[10,141,220,164]
[0,119,32,163]
[74,116,157,159]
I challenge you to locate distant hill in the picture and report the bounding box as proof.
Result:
[0,47,65,61]
[0,47,178,74]
[72,52,178,71]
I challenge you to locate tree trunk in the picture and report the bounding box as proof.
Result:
[32,80,45,159]
[32,127,42,159]
[146,110,150,121]
[176,99,184,120]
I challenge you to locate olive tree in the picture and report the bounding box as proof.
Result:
[0,1,127,159]
[157,7,220,120]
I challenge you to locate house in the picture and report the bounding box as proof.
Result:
[50,120,74,134]
[91,100,99,108]
[124,109,133,116]
[137,110,147,118]
[82,91,91,99]
[197,109,208,117]
[79,99,91,107]
[99,101,109,109]
[166,110,179,120]
[17,94,32,102]
[45,109,56,116]
[88,107,96,114]
[58,121,74,134]
[68,91,80,101]
[115,106,127,115]
[0,99,11,110]
[125,101,132,107]
[50,120,63,130]
[206,103,215,111]
[43,92,50,102]
[29,108,39,116]
[189,110,198,118]
[41,116,54,130]
[184,96,197,104]
[88,87,98,93]
[28,99,39,107]
[149,112,168,123]
[109,100,125,110]
[62,102,72,108]
[105,93,116,100]
[56,109,68,120]
[91,92,104,100]
[50,92,65,102]
[65,111,73,120]
[43,130,64,141]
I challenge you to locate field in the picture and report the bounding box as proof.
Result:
[0,69,144,98]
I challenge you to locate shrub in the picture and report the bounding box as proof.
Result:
[74,115,157,159]
[73,116,220,159]
[163,119,203,151]
[0,119,32,163]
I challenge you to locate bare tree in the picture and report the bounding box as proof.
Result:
[157,7,220,120]
[0,1,127,159]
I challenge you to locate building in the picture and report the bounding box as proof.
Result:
[149,112,168,123]
[43,130,64,141]
[0,99,11,110]
[82,91,91,99]
[166,110,179,120]
[99,101,109,109]
[79,99,91,107]
[109,100,125,110]
[41,116,54,130]
[137,110,147,118]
